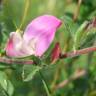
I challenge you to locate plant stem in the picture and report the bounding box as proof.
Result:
[54,69,86,90]
[0,57,34,65]
[0,46,96,64]
[19,0,30,30]
[60,46,96,58]
[73,0,82,21]
[39,71,52,96]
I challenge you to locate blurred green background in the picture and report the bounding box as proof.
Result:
[0,0,96,96]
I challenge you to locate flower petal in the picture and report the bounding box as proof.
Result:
[23,15,62,43]
[6,32,35,57]
[23,15,62,56]
[35,30,55,56]
[6,32,22,57]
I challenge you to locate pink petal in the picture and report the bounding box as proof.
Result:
[6,32,35,57]
[35,29,55,56]
[6,32,22,57]
[23,15,62,56]
[23,15,62,43]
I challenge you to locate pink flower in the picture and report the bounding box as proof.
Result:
[6,15,62,57]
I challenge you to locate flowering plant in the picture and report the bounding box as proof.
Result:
[6,15,62,58]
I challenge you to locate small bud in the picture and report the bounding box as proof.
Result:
[51,42,61,64]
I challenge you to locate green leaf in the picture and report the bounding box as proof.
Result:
[0,71,14,96]
[74,19,96,49]
[61,15,78,50]
[80,28,96,48]
[22,65,41,82]
[62,15,77,37]
[74,21,88,49]
[0,86,8,96]
[0,64,9,69]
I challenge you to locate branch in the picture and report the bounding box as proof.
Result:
[0,57,34,65]
[53,69,86,90]
[73,0,82,21]
[0,46,96,64]
[60,46,96,58]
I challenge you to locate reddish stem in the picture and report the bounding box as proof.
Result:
[0,57,34,64]
[60,46,96,58]
[0,46,96,64]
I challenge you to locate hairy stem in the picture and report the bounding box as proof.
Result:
[39,71,52,96]
[60,46,96,58]
[0,57,34,64]
[0,46,96,64]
